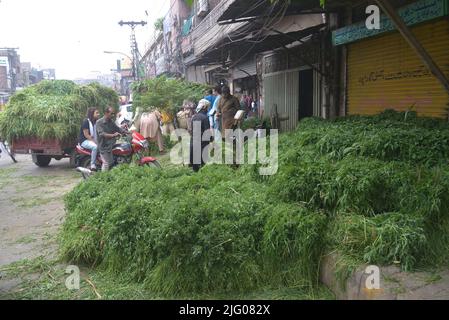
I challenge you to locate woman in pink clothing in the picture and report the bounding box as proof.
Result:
[139,110,165,154]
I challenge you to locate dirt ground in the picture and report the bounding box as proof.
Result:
[0,154,81,268]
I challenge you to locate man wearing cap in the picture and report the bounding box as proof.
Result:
[190,99,211,172]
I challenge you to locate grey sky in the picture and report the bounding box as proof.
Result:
[0,0,170,79]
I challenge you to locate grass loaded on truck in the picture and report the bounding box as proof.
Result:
[0,80,118,167]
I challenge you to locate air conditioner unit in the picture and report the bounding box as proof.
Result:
[197,0,209,17]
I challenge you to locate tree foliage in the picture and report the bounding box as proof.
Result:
[131,76,209,113]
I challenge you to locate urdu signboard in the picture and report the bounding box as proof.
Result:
[332,0,449,46]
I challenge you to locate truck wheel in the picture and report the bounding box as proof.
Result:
[32,155,52,167]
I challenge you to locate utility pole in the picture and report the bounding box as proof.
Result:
[118,20,147,81]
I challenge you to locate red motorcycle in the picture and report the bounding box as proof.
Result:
[75,130,161,172]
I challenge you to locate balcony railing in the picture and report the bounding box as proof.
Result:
[181,35,194,56]
[190,0,245,57]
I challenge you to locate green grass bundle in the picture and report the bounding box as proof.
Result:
[272,111,449,271]
[297,110,449,166]
[132,76,209,113]
[0,80,118,142]
[262,203,328,286]
[61,165,330,296]
[61,109,449,296]
[330,213,427,271]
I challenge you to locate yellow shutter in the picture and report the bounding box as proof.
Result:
[347,18,449,118]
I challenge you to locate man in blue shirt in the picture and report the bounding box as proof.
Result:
[204,89,216,109]
[208,86,222,136]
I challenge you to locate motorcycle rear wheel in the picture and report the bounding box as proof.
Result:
[80,157,92,169]
[144,160,162,169]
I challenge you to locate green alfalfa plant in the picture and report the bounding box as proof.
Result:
[60,109,449,297]
[62,165,270,295]
[262,203,328,287]
[62,162,336,296]
[297,112,449,166]
[329,212,428,272]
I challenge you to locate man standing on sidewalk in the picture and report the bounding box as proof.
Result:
[96,107,125,172]
[190,99,211,172]
[208,86,222,137]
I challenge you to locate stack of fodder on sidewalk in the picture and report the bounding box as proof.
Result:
[267,111,449,273]
[60,110,449,297]
[61,165,327,296]
[0,80,118,142]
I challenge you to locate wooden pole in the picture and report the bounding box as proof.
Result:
[375,0,449,94]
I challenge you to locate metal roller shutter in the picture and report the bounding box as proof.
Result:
[264,72,286,126]
[263,70,300,132]
[285,71,300,131]
[347,18,449,118]
[313,69,322,118]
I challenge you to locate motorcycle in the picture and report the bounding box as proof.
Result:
[75,130,161,179]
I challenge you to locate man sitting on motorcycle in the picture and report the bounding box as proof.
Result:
[96,106,127,172]
[79,108,100,171]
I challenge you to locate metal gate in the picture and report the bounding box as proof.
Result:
[263,67,321,131]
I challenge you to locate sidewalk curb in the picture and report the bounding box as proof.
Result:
[320,253,449,300]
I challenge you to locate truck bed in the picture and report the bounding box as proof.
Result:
[12,137,75,155]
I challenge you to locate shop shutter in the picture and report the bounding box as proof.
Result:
[263,70,300,131]
[347,19,449,118]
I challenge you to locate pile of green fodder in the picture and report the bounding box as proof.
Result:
[131,76,210,113]
[0,80,118,142]
[295,110,449,166]
[266,110,449,272]
[61,165,326,296]
[61,109,449,296]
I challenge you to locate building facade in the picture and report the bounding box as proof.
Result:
[0,49,21,94]
[333,0,449,119]
[140,0,449,129]
[141,0,191,78]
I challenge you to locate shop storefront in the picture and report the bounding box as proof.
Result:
[333,0,449,118]
[260,41,322,131]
